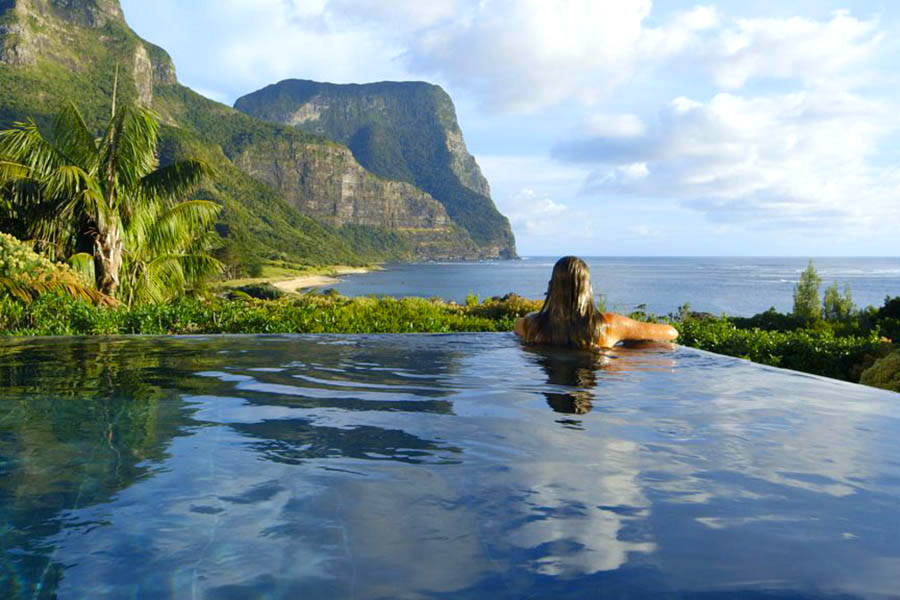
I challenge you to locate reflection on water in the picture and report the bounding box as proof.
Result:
[531,342,677,415]
[1,334,899,599]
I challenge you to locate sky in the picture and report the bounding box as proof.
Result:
[120,0,900,256]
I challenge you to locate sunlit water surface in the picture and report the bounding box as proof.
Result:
[1,334,899,599]
[330,257,900,316]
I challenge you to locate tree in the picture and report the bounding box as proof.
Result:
[793,259,822,322]
[823,281,855,322]
[0,95,222,301]
[0,231,114,306]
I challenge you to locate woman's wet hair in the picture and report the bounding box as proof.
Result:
[529,256,604,350]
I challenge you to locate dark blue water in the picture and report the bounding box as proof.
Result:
[1,334,899,599]
[329,257,900,316]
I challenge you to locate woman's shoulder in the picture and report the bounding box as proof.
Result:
[514,311,540,339]
[592,313,614,348]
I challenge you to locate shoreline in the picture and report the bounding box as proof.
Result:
[271,266,372,294]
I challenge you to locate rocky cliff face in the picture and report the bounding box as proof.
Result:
[0,0,490,262]
[235,79,517,258]
[0,0,175,104]
[231,137,481,259]
[2,0,125,64]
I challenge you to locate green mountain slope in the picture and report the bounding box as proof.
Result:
[235,79,517,258]
[0,0,490,265]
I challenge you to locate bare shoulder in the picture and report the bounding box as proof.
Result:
[514,311,538,339]
[594,312,618,348]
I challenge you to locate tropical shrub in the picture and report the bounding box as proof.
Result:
[675,316,886,382]
[229,283,285,300]
[860,350,900,392]
[823,281,855,322]
[0,231,113,306]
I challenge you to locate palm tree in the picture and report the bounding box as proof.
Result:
[0,94,221,300]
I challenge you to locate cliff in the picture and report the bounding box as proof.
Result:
[0,0,495,263]
[230,135,480,260]
[235,79,517,258]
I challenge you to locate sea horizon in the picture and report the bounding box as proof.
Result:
[331,256,900,317]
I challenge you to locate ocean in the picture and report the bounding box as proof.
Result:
[328,256,900,317]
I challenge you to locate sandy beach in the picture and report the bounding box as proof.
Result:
[271,266,371,294]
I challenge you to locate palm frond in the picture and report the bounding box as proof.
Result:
[130,252,222,304]
[0,274,116,306]
[172,252,223,283]
[43,164,91,200]
[128,199,220,258]
[0,159,30,181]
[104,106,159,197]
[0,119,68,176]
[139,159,210,207]
[52,103,99,170]
[3,99,221,305]
[0,276,36,303]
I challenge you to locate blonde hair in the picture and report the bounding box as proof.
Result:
[529,256,605,349]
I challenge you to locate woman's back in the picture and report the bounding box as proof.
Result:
[515,257,677,350]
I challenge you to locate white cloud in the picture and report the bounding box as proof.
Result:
[477,155,593,189]
[704,10,883,90]
[123,0,412,103]
[120,1,900,253]
[125,2,885,112]
[325,0,460,30]
[617,162,650,182]
[557,90,900,232]
[400,0,653,112]
[585,114,646,137]
[500,188,569,235]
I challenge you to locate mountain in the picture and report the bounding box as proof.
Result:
[235,79,517,259]
[0,0,508,265]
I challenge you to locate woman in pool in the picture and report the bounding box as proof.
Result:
[515,256,678,350]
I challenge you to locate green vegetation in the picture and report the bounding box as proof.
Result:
[675,316,886,382]
[2,283,898,391]
[0,9,900,388]
[0,3,436,272]
[673,281,899,384]
[0,231,113,305]
[0,292,540,336]
[823,281,855,322]
[234,79,516,255]
[860,349,900,392]
[793,259,823,322]
[1,100,221,303]
[228,282,285,301]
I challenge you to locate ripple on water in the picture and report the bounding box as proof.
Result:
[0,334,898,599]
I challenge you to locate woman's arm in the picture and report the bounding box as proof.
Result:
[598,313,678,347]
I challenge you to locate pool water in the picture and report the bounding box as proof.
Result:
[1,334,899,599]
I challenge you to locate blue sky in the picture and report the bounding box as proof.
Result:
[120,0,899,256]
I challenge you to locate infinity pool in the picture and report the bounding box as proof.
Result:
[1,334,899,599]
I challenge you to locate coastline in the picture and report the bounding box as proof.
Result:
[271,266,373,294]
